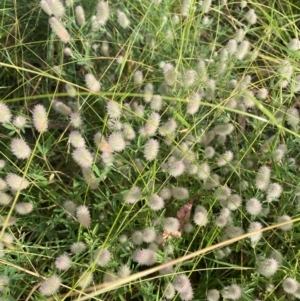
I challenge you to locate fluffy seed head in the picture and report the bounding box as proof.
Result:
[134,70,143,87]
[187,92,201,114]
[267,183,282,201]
[96,1,109,26]
[198,163,211,180]
[131,231,144,245]
[286,108,299,128]
[173,274,192,293]
[63,200,76,217]
[144,139,159,161]
[70,112,83,128]
[70,242,86,254]
[32,104,48,133]
[75,6,85,26]
[277,215,293,231]
[248,221,262,244]
[69,131,85,148]
[102,44,114,59]
[215,214,229,228]
[53,100,72,116]
[76,205,91,228]
[144,83,153,102]
[46,0,65,18]
[122,124,136,141]
[72,148,93,168]
[6,174,30,191]
[107,101,121,119]
[0,192,11,206]
[181,0,192,16]
[278,59,293,81]
[132,248,157,266]
[288,38,300,51]
[172,187,189,200]
[201,0,212,13]
[142,228,156,243]
[163,63,177,86]
[85,73,100,93]
[64,48,73,57]
[55,254,71,271]
[270,250,283,265]
[40,0,52,15]
[39,275,61,296]
[221,284,242,300]
[78,271,93,289]
[10,138,31,159]
[15,202,33,215]
[180,289,194,301]
[245,9,257,24]
[206,79,216,100]
[117,265,131,278]
[167,160,185,177]
[150,94,163,111]
[108,132,125,152]
[258,258,279,277]
[282,277,299,294]
[148,194,165,211]
[0,215,17,226]
[227,194,242,211]
[159,118,177,137]
[49,17,70,44]
[235,28,245,42]
[0,274,9,292]
[164,283,176,299]
[225,225,244,238]
[118,234,128,243]
[236,40,250,60]
[255,166,271,191]
[163,217,180,232]
[0,179,7,191]
[143,112,160,137]
[94,133,112,153]
[256,87,268,100]
[246,198,262,215]
[83,168,99,189]
[226,39,237,55]
[13,116,27,128]
[103,270,117,283]
[65,85,76,98]
[193,211,209,227]
[124,187,141,204]
[159,188,171,200]
[217,151,233,166]
[213,123,234,136]
[93,248,111,266]
[215,186,231,202]
[207,289,220,301]
[117,10,130,28]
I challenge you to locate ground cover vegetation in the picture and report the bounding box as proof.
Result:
[0,0,300,300]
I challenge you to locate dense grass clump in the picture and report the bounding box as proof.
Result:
[1,0,300,300]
